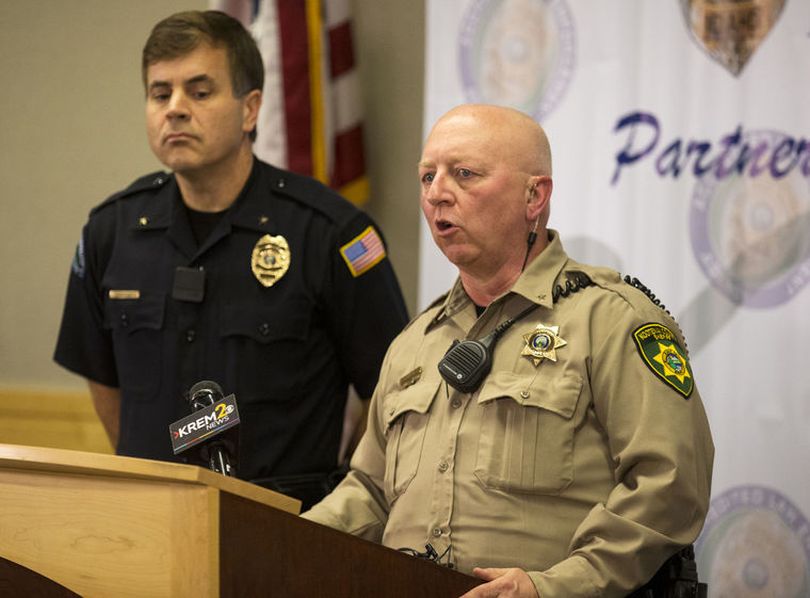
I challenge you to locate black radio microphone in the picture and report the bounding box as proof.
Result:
[168,380,240,477]
[438,304,539,394]
[438,272,593,394]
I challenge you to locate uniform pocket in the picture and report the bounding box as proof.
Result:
[105,292,165,402]
[474,369,583,494]
[220,301,312,402]
[382,380,437,503]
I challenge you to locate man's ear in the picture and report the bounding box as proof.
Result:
[526,175,552,221]
[242,89,262,134]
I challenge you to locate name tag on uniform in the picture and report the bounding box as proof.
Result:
[108,290,140,300]
[399,367,422,389]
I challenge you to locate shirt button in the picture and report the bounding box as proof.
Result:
[438,462,448,473]
[451,398,462,409]
[432,527,442,537]
[186,329,196,342]
[259,322,271,336]
[520,390,530,399]
[277,178,286,189]
[120,313,129,327]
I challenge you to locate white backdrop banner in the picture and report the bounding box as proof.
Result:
[422,1,810,595]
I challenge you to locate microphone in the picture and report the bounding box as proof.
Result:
[168,380,240,477]
[438,303,539,394]
[188,379,223,411]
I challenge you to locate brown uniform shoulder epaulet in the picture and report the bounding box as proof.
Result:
[621,274,671,315]
[403,291,449,335]
[617,273,691,354]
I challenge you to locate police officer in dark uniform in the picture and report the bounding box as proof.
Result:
[53,10,408,509]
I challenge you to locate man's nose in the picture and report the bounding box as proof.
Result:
[166,92,190,120]
[424,173,453,205]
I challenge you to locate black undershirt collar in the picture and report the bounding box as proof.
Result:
[186,206,227,247]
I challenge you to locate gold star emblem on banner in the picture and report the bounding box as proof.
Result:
[522,324,567,366]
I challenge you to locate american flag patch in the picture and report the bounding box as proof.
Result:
[340,226,386,277]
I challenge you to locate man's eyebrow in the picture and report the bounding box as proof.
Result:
[184,74,214,86]
[147,74,214,90]
[418,156,475,169]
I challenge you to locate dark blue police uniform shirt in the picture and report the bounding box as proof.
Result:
[54,158,409,481]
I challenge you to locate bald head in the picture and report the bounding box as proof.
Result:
[428,104,552,177]
[418,104,555,292]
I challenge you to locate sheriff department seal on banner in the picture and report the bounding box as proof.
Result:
[680,0,785,76]
[689,129,810,308]
[251,234,290,287]
[458,0,575,122]
[632,323,693,398]
[696,485,810,597]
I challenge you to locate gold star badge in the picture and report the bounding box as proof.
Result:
[522,324,567,366]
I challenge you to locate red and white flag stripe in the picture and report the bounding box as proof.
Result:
[212,0,369,204]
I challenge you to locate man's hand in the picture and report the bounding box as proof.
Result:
[460,567,539,598]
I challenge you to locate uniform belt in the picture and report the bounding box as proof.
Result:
[251,464,349,512]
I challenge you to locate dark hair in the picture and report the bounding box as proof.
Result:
[142,10,264,98]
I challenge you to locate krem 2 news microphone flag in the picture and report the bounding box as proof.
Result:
[213,0,369,205]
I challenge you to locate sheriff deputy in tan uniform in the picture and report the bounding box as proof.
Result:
[302,104,714,597]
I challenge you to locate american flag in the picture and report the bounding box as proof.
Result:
[213,0,368,204]
[340,226,386,277]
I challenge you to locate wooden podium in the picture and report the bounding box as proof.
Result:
[0,444,479,597]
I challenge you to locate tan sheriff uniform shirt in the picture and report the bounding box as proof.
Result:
[304,231,714,597]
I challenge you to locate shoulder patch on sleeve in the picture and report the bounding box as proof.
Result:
[632,323,694,399]
[339,225,386,277]
[70,236,85,278]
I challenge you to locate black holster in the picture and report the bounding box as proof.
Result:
[251,463,349,512]
[628,545,707,598]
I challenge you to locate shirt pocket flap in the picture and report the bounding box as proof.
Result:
[383,379,440,430]
[221,303,310,344]
[476,370,583,420]
[105,292,165,334]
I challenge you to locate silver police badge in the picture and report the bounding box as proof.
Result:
[251,234,290,287]
[680,0,785,76]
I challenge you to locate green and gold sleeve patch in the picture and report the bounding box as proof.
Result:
[632,323,694,399]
